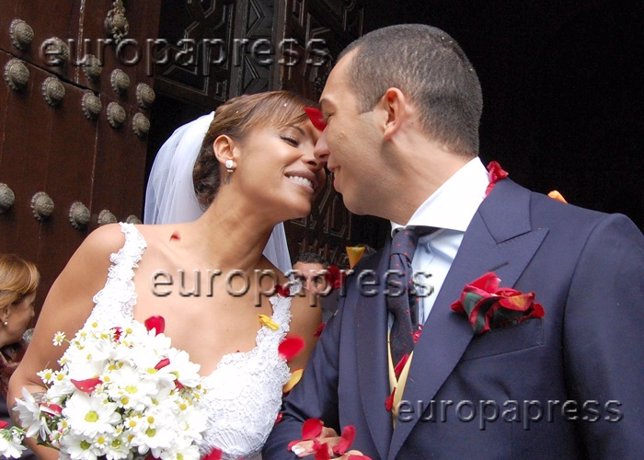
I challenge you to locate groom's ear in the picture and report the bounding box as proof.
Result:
[380,87,409,141]
[212,134,237,164]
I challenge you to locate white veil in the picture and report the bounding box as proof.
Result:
[144,112,292,273]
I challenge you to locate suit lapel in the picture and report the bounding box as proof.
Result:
[355,238,393,460]
[388,180,549,459]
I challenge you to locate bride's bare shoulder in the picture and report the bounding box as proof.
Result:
[74,223,128,261]
[69,222,160,277]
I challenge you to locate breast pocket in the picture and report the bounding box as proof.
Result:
[460,318,544,361]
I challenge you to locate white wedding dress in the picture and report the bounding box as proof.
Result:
[85,223,292,459]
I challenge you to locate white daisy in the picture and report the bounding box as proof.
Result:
[53,331,66,346]
[61,393,120,438]
[0,427,27,458]
[164,349,202,388]
[104,365,158,409]
[102,433,131,460]
[13,387,49,439]
[37,368,56,385]
[59,432,100,460]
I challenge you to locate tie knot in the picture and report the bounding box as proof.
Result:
[391,228,420,256]
[390,226,436,256]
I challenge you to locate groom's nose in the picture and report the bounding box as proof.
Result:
[313,131,330,165]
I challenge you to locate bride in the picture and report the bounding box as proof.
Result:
[8,91,325,459]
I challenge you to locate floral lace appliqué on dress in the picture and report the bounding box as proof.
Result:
[85,223,292,459]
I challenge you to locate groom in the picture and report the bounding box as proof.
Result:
[264,24,644,459]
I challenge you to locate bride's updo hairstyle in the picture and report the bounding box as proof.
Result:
[193,90,314,209]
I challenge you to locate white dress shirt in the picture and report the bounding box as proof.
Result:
[390,157,489,324]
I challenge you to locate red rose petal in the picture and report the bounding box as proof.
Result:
[304,107,327,131]
[279,335,306,361]
[144,315,165,335]
[333,425,356,456]
[412,325,423,344]
[393,354,410,379]
[325,265,343,290]
[275,412,284,425]
[385,388,396,412]
[71,377,102,393]
[154,357,171,370]
[485,161,509,195]
[314,442,330,460]
[41,402,63,416]
[302,418,324,440]
[275,283,291,297]
[313,322,325,337]
[0,420,9,429]
[202,448,223,460]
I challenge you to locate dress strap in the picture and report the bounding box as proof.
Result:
[111,223,147,274]
[89,223,147,328]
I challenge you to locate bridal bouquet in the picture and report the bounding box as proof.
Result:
[1,316,208,459]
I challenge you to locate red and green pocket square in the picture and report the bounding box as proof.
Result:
[451,272,544,335]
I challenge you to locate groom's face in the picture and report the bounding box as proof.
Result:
[315,52,384,216]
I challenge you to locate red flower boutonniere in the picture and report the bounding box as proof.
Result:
[485,161,509,196]
[451,272,544,335]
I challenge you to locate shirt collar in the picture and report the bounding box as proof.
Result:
[391,157,489,236]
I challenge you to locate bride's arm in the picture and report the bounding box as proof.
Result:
[287,294,323,373]
[7,224,125,457]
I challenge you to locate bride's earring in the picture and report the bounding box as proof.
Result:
[224,159,235,184]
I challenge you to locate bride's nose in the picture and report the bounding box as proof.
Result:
[302,145,323,171]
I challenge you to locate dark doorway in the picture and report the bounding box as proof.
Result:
[366,0,643,227]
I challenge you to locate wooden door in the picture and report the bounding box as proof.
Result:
[0,1,162,307]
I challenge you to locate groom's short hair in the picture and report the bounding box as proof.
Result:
[339,24,483,157]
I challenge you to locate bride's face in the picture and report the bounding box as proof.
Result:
[234,119,326,220]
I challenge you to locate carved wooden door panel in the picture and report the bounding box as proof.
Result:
[0,1,161,306]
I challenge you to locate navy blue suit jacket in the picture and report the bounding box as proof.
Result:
[264,179,644,459]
